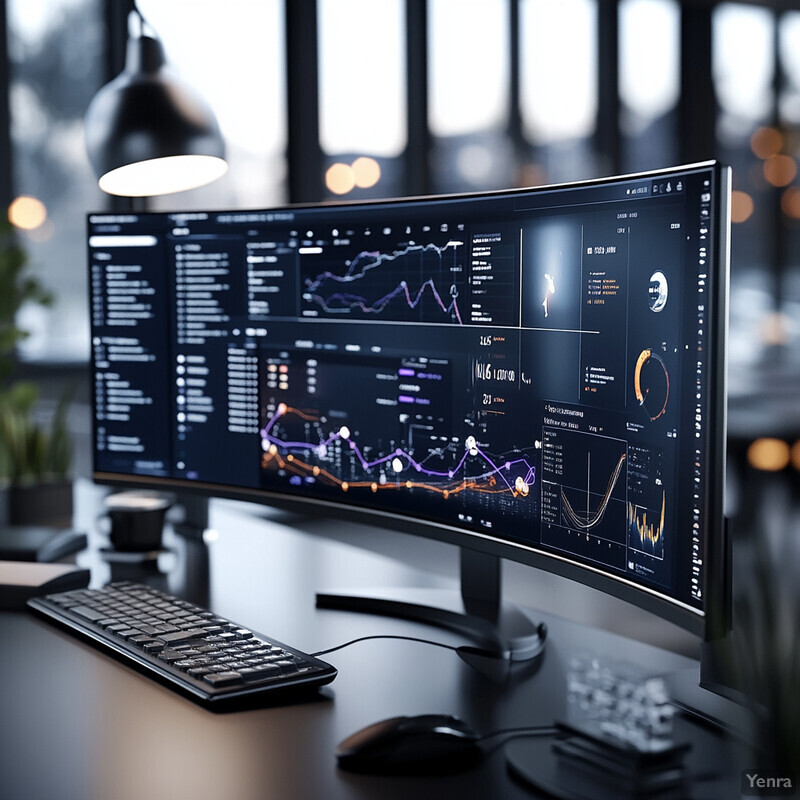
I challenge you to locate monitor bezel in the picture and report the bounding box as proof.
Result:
[89,161,731,640]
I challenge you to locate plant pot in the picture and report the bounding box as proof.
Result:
[0,480,73,528]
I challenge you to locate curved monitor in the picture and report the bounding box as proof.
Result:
[88,162,730,637]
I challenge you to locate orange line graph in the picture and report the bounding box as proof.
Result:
[260,403,533,499]
[261,449,517,498]
[628,491,666,549]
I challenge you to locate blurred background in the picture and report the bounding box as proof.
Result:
[2,0,799,598]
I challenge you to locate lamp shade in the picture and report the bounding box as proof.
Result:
[85,16,227,196]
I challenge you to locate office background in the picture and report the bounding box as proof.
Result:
[1,0,799,651]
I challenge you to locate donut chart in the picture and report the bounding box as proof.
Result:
[648,271,668,313]
[634,349,669,421]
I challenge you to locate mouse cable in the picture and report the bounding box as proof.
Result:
[480,725,559,741]
[477,725,560,754]
[313,637,558,743]
[311,633,464,658]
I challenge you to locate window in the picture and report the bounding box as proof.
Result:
[4,0,798,366]
[713,3,777,365]
[428,0,512,192]
[318,0,406,198]
[520,0,599,184]
[8,0,105,361]
[139,0,287,211]
[619,0,679,172]
[778,12,800,341]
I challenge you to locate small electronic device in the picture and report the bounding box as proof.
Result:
[0,527,87,562]
[0,561,89,609]
[336,714,484,774]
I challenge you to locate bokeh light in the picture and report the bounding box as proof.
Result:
[750,126,783,159]
[791,440,800,472]
[763,154,797,187]
[325,163,356,195]
[517,162,547,188]
[730,190,754,223]
[351,157,381,189]
[760,311,790,346]
[747,438,790,472]
[781,186,800,219]
[8,195,47,230]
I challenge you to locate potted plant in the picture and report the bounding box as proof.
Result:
[0,214,73,527]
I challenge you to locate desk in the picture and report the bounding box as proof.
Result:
[0,498,741,800]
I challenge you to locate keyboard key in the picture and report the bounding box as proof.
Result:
[202,625,223,634]
[158,650,187,664]
[71,605,107,621]
[106,623,130,633]
[155,624,180,633]
[157,629,209,645]
[175,659,202,669]
[187,667,213,678]
[203,671,243,687]
[136,624,161,636]
[240,665,282,682]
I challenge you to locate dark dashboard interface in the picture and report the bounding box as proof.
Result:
[89,164,726,620]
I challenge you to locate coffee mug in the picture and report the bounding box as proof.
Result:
[101,492,173,552]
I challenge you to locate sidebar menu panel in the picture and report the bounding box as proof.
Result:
[168,230,258,488]
[89,224,172,477]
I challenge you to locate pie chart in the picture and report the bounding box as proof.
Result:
[648,271,668,313]
[634,349,669,421]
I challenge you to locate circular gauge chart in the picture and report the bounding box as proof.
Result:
[648,271,669,313]
[633,349,670,421]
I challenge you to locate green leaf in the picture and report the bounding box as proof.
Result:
[0,214,54,379]
[0,381,71,482]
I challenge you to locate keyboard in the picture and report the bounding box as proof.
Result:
[28,582,337,706]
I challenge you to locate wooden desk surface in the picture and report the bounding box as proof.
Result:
[0,496,741,800]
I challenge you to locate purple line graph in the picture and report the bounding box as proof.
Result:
[309,278,464,323]
[261,403,536,498]
[302,240,465,325]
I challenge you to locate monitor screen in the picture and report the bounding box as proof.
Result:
[88,162,730,636]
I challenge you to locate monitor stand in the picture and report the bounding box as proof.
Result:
[664,636,751,734]
[171,493,209,541]
[316,548,547,662]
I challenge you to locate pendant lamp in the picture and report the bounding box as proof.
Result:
[84,9,228,197]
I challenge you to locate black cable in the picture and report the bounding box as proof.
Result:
[325,630,717,778]
[314,634,560,750]
[480,725,559,742]
[477,726,560,754]
[312,633,462,658]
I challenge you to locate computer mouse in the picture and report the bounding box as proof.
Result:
[336,713,484,775]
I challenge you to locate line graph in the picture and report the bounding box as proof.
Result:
[560,451,627,531]
[626,445,666,560]
[628,492,666,560]
[301,239,466,324]
[308,277,463,323]
[540,427,628,571]
[260,403,536,500]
